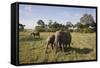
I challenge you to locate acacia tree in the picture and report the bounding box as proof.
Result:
[34,19,46,32]
[37,19,45,28]
[80,14,95,27]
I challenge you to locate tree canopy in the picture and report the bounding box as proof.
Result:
[80,14,95,27]
[37,19,45,27]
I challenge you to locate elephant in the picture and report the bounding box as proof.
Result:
[54,30,72,52]
[30,31,40,38]
[46,34,55,49]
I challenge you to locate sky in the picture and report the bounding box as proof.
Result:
[19,4,96,29]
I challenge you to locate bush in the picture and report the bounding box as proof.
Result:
[74,28,95,33]
[69,29,73,32]
[80,28,94,33]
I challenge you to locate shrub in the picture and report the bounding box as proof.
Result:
[80,28,94,33]
[69,29,73,32]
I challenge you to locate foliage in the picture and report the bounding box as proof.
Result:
[35,26,46,32]
[80,14,95,25]
[37,19,45,28]
[34,14,96,33]
[66,21,73,27]
[80,28,94,33]
[35,20,68,32]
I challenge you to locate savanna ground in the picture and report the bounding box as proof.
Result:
[19,30,96,64]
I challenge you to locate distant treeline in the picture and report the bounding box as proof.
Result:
[19,14,96,33]
[34,14,96,33]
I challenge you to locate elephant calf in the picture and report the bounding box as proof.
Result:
[46,34,55,49]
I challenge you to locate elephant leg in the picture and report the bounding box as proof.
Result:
[33,35,35,38]
[62,44,64,52]
[65,43,68,48]
[51,43,54,50]
[59,42,62,51]
[38,35,40,38]
[46,43,49,49]
[69,43,71,48]
[54,42,58,53]
[45,43,49,53]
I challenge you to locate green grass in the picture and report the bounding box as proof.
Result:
[19,31,96,64]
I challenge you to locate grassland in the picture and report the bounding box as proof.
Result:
[19,31,96,64]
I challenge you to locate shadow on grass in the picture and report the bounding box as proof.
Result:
[64,47,93,54]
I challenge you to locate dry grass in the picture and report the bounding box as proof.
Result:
[19,31,96,64]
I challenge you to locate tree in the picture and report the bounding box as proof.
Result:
[66,22,73,27]
[66,22,73,30]
[48,21,65,31]
[48,20,53,28]
[78,23,84,29]
[80,14,95,27]
[52,21,59,28]
[37,19,45,28]
[19,23,25,31]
